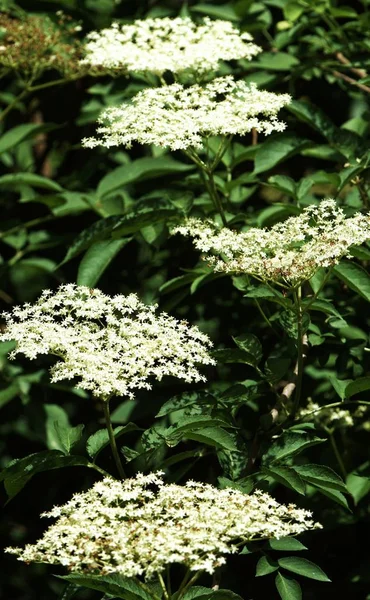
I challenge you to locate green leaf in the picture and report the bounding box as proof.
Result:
[256,555,279,576]
[97,156,193,198]
[0,451,99,501]
[254,134,311,174]
[262,431,324,465]
[156,391,215,417]
[275,572,302,600]
[44,404,71,452]
[182,586,244,600]
[268,538,307,552]
[165,416,232,446]
[256,204,300,227]
[333,261,370,303]
[111,208,177,238]
[279,310,310,339]
[302,298,342,319]
[264,356,291,384]
[77,238,131,287]
[286,100,363,158]
[244,284,288,307]
[293,464,347,494]
[232,334,263,365]
[61,208,176,265]
[54,422,84,455]
[191,3,239,20]
[0,123,53,154]
[162,449,203,469]
[278,557,331,582]
[59,583,80,600]
[211,348,261,367]
[302,478,350,509]
[159,273,197,295]
[0,173,63,192]
[86,423,139,460]
[329,377,353,400]
[301,145,342,161]
[60,216,124,264]
[59,573,153,600]
[262,465,306,495]
[217,476,254,494]
[350,245,370,261]
[287,100,337,140]
[330,6,357,17]
[283,2,305,21]
[345,377,370,399]
[255,52,299,71]
[346,473,370,505]
[186,427,239,452]
[267,175,296,196]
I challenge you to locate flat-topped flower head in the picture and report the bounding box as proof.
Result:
[0,284,215,400]
[172,199,370,285]
[81,17,262,77]
[6,472,321,578]
[82,76,291,151]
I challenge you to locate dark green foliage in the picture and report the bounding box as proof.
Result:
[2,1,370,599]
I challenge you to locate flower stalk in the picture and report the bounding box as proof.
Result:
[103,399,126,479]
[292,286,304,419]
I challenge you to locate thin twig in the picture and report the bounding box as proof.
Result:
[335,52,367,79]
[330,69,370,94]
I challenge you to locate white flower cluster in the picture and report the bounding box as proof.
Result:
[82,76,291,151]
[172,199,370,285]
[299,400,368,429]
[81,17,262,76]
[0,284,215,400]
[6,472,321,578]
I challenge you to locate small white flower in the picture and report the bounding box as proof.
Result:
[81,17,262,76]
[0,284,215,400]
[82,76,291,151]
[299,399,368,429]
[6,472,322,578]
[172,199,370,285]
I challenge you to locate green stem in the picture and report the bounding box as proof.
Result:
[157,573,170,600]
[176,570,191,599]
[158,573,170,600]
[29,76,77,93]
[295,400,370,423]
[0,214,58,239]
[183,149,227,226]
[176,572,201,600]
[0,86,30,122]
[205,169,227,226]
[0,76,78,122]
[210,135,233,171]
[87,462,112,478]
[135,579,162,600]
[291,286,304,418]
[302,267,333,314]
[102,400,126,479]
[327,428,347,480]
[253,298,277,334]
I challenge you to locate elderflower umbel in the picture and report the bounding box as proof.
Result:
[0,284,215,400]
[6,472,322,578]
[82,76,291,151]
[81,17,262,76]
[172,199,370,285]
